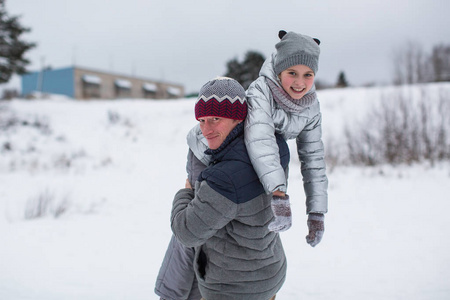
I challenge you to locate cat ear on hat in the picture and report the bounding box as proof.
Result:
[279,30,320,45]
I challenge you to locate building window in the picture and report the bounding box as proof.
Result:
[82,74,101,99]
[143,82,158,98]
[167,86,181,98]
[115,79,132,98]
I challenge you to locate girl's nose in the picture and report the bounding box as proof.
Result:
[294,77,303,85]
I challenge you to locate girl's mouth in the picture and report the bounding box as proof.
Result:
[291,87,305,93]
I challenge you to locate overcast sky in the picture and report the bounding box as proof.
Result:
[5,0,450,93]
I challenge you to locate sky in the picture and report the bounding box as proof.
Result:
[4,0,450,93]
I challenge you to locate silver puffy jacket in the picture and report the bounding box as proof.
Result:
[245,53,328,214]
[187,53,328,214]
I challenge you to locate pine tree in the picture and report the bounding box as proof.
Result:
[224,58,242,85]
[336,71,349,88]
[0,0,36,84]
[224,50,265,89]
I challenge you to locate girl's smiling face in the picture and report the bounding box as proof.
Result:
[279,64,315,100]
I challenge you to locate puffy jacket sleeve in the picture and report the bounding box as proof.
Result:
[171,182,237,248]
[296,110,328,214]
[186,124,211,166]
[186,149,207,187]
[244,78,287,194]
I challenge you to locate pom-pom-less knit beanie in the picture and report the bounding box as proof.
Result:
[195,77,247,121]
[274,30,321,75]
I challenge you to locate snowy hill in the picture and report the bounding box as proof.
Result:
[1,83,450,300]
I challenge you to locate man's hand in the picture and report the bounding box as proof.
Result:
[185,179,192,189]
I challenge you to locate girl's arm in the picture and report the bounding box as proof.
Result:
[245,79,287,194]
[296,112,328,214]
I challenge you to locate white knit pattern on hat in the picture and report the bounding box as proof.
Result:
[197,77,246,104]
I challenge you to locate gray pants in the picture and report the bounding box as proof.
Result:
[155,235,202,300]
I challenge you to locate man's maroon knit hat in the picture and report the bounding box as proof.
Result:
[195,77,247,121]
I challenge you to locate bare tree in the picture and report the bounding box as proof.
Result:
[392,41,428,85]
[430,44,450,82]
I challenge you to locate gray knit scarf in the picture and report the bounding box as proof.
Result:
[266,78,317,113]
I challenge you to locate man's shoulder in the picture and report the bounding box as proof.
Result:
[201,159,264,204]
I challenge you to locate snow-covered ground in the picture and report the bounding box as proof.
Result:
[1,83,449,300]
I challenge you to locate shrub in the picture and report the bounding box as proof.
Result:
[24,189,71,219]
[342,87,450,166]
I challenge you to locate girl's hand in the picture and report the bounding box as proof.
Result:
[273,190,286,197]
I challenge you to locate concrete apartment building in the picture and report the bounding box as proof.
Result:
[21,66,184,100]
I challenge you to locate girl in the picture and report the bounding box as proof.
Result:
[244,30,328,235]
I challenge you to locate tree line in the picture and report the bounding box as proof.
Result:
[392,41,450,85]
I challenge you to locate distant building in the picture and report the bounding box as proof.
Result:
[21,66,184,100]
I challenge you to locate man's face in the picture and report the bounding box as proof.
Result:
[198,116,240,149]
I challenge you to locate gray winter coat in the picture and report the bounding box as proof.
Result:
[154,151,206,300]
[171,124,287,300]
[245,53,328,214]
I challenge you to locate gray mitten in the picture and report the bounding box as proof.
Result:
[268,195,292,232]
[306,213,325,247]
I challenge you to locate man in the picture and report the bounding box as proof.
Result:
[170,77,289,300]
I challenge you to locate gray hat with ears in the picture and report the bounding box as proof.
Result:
[274,30,321,75]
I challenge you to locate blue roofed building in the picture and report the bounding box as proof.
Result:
[21,66,184,100]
